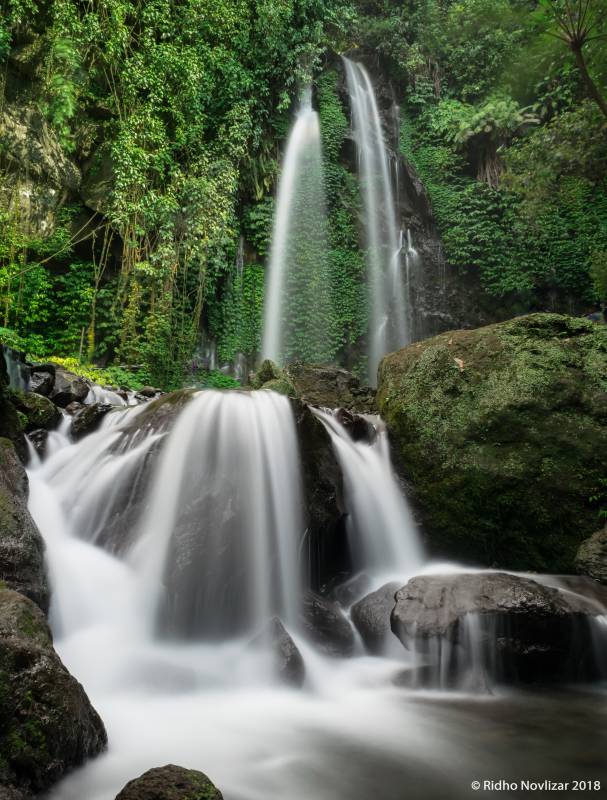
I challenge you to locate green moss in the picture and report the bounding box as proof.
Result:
[262,377,296,396]
[378,313,607,571]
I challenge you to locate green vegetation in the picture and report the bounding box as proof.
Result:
[1,0,605,389]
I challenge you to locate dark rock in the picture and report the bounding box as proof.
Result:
[12,391,60,432]
[378,313,607,573]
[334,408,376,443]
[391,572,602,684]
[71,403,114,439]
[26,429,48,459]
[50,368,90,407]
[0,587,106,794]
[0,439,48,612]
[115,765,222,800]
[29,370,54,397]
[122,390,196,436]
[291,401,349,592]
[575,525,607,585]
[351,582,400,654]
[300,591,355,656]
[284,363,376,412]
[137,386,162,398]
[252,617,305,687]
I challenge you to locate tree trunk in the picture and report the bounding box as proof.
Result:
[571,44,607,120]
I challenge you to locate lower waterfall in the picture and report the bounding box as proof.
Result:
[25,392,607,800]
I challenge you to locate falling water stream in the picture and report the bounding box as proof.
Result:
[343,58,409,385]
[262,90,333,366]
[26,394,607,800]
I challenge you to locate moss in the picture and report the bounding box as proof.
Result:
[262,377,296,397]
[12,390,60,431]
[378,313,607,572]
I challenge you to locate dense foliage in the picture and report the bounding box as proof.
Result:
[0,0,605,388]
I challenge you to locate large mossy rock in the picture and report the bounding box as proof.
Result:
[576,524,607,585]
[11,391,60,432]
[0,587,106,794]
[284,363,375,412]
[115,765,222,800]
[0,439,48,612]
[378,314,607,572]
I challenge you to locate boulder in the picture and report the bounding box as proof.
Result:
[71,403,114,439]
[575,525,607,585]
[50,368,90,407]
[391,572,603,684]
[29,369,54,397]
[64,401,85,416]
[329,572,371,608]
[284,363,376,412]
[0,587,106,794]
[378,313,607,572]
[252,617,305,688]
[351,582,400,654]
[12,391,60,432]
[137,386,162,398]
[115,765,222,800]
[300,592,355,656]
[0,439,48,612]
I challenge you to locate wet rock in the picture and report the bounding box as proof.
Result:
[252,617,305,688]
[284,363,376,412]
[50,368,90,407]
[0,439,48,612]
[575,525,607,586]
[351,582,400,654]
[12,391,60,432]
[300,591,355,657]
[291,401,349,592]
[378,313,607,573]
[71,403,114,439]
[0,587,106,794]
[26,429,48,459]
[115,765,223,800]
[123,389,196,435]
[391,572,602,684]
[334,408,376,443]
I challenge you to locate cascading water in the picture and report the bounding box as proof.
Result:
[24,392,607,800]
[313,408,423,581]
[130,390,304,638]
[262,89,333,366]
[2,343,30,390]
[343,58,408,385]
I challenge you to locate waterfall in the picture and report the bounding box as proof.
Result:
[130,390,304,638]
[343,58,408,385]
[2,344,30,390]
[313,408,423,581]
[262,89,333,366]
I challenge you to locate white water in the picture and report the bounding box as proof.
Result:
[313,409,423,582]
[343,58,408,385]
[262,90,332,365]
[26,394,607,800]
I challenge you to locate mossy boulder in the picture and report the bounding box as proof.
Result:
[0,439,48,612]
[0,587,106,794]
[115,765,222,800]
[11,392,60,432]
[377,313,607,572]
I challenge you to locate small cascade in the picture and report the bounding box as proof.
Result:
[2,344,30,390]
[85,384,128,406]
[262,89,333,365]
[313,408,423,581]
[343,57,408,385]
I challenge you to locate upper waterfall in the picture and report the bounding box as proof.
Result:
[342,57,409,385]
[262,89,333,366]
